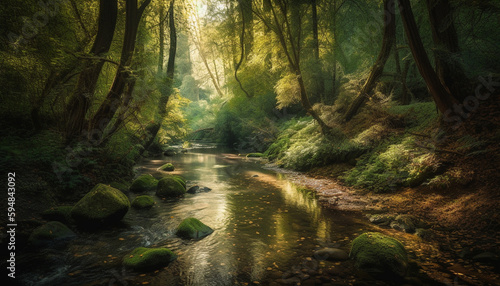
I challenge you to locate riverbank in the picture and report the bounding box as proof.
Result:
[264,162,500,285]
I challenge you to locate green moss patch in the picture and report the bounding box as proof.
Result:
[123,247,177,271]
[156,177,186,198]
[350,232,408,278]
[131,195,155,209]
[176,217,214,239]
[71,184,130,227]
[130,174,158,193]
[159,163,175,172]
[246,153,265,158]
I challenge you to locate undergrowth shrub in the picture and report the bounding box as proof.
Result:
[342,136,441,192]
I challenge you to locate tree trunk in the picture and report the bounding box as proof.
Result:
[398,0,457,113]
[344,0,396,122]
[239,0,253,58]
[311,0,325,102]
[89,0,152,138]
[143,0,177,151]
[64,0,118,140]
[425,0,469,101]
[157,5,165,73]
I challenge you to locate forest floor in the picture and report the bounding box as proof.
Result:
[265,159,500,285]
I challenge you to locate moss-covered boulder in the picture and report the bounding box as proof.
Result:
[350,232,408,278]
[130,174,158,193]
[123,247,177,271]
[131,195,155,209]
[42,206,74,224]
[156,177,186,198]
[28,221,76,246]
[170,175,186,189]
[159,163,175,172]
[71,184,130,227]
[246,153,265,158]
[175,218,213,239]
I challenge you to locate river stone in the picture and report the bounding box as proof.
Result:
[390,214,417,233]
[71,184,130,227]
[314,248,349,261]
[187,186,200,194]
[369,214,395,226]
[28,221,76,246]
[159,163,175,172]
[131,195,154,209]
[156,177,186,198]
[350,232,408,278]
[41,206,74,224]
[175,217,213,239]
[130,174,158,193]
[123,247,177,271]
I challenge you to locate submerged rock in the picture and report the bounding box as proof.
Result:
[175,217,213,239]
[159,163,175,172]
[28,221,76,246]
[187,186,212,194]
[313,248,349,261]
[130,174,158,193]
[71,184,130,227]
[156,177,186,198]
[350,232,408,278]
[123,247,177,271]
[131,195,155,209]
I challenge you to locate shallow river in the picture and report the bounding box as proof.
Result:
[20,145,371,286]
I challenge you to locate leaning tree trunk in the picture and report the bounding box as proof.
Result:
[425,0,469,102]
[398,0,457,113]
[89,0,152,140]
[64,0,118,140]
[343,0,396,122]
[143,0,177,152]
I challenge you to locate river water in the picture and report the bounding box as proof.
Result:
[19,145,372,286]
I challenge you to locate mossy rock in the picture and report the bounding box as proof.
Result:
[350,232,408,278]
[159,163,175,172]
[156,177,186,198]
[130,174,158,193]
[123,247,177,271]
[390,214,417,233]
[41,206,74,224]
[246,153,265,158]
[71,184,130,227]
[169,175,186,189]
[28,221,76,246]
[131,195,155,209]
[175,217,213,239]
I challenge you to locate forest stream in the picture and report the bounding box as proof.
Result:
[15,144,384,286]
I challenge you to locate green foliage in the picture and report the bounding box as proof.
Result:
[265,117,367,171]
[343,136,441,192]
[389,102,438,132]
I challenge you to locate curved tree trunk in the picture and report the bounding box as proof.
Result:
[89,0,152,140]
[398,0,458,113]
[64,0,118,140]
[343,0,396,122]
